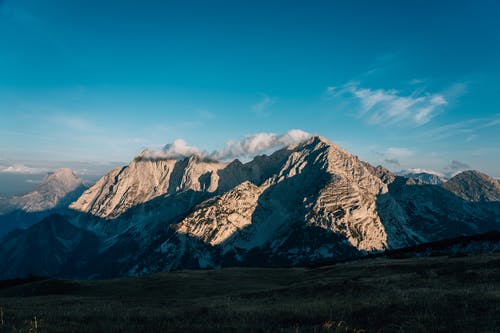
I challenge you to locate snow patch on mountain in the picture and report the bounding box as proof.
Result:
[397,168,447,185]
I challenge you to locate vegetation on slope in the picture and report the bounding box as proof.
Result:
[0,253,499,332]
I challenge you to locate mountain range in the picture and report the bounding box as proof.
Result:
[396,169,447,185]
[0,136,498,279]
[0,168,86,238]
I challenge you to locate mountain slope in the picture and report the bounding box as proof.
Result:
[379,176,499,244]
[0,169,86,238]
[7,168,85,213]
[0,214,99,279]
[1,136,499,278]
[90,136,420,274]
[69,154,231,219]
[70,148,294,220]
[69,137,499,275]
[397,169,447,185]
[442,170,500,202]
[165,138,392,252]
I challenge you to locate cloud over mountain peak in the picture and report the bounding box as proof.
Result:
[137,129,312,162]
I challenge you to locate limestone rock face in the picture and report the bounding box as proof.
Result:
[442,170,500,202]
[70,155,227,219]
[171,136,410,256]
[3,136,498,279]
[10,168,85,213]
[175,181,264,246]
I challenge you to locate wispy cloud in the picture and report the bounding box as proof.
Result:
[0,159,123,177]
[195,109,216,119]
[47,114,96,132]
[251,95,276,117]
[327,82,448,126]
[372,147,414,169]
[408,78,427,85]
[386,147,414,158]
[0,164,49,174]
[361,52,399,77]
[25,179,43,184]
[484,115,500,128]
[384,158,400,166]
[421,114,500,141]
[444,160,470,177]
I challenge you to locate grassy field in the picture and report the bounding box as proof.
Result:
[0,253,499,333]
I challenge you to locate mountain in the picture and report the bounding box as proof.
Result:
[9,168,85,212]
[0,214,99,279]
[397,169,447,185]
[0,194,9,213]
[69,148,292,220]
[0,169,86,238]
[1,136,499,279]
[442,170,500,202]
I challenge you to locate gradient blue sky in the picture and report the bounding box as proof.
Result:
[1,0,499,183]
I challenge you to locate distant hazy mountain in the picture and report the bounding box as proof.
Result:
[397,169,447,185]
[0,169,86,238]
[9,168,86,213]
[0,137,498,279]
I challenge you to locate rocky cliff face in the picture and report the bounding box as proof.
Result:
[0,169,87,238]
[133,137,406,261]
[9,168,85,213]
[70,154,227,219]
[1,136,498,279]
[442,170,500,202]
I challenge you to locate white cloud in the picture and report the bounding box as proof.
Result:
[196,109,216,119]
[375,147,414,169]
[443,160,471,178]
[138,139,201,160]
[210,129,312,160]
[0,164,49,174]
[483,115,500,128]
[25,179,43,184]
[49,114,95,132]
[421,114,500,141]
[136,130,312,162]
[401,168,446,178]
[251,95,276,116]
[325,86,337,94]
[386,147,414,158]
[409,78,426,85]
[328,82,448,125]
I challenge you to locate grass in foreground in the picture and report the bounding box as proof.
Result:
[0,253,499,332]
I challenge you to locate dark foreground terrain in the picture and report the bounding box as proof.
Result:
[0,253,499,333]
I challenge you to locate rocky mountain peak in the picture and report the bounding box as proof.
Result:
[442,170,500,202]
[70,152,228,219]
[9,168,85,213]
[2,135,500,278]
[43,168,83,190]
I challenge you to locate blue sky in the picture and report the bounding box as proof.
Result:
[1,0,499,186]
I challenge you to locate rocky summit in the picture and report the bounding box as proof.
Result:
[0,136,499,279]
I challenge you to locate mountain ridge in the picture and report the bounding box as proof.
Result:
[0,136,498,279]
[0,169,87,238]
